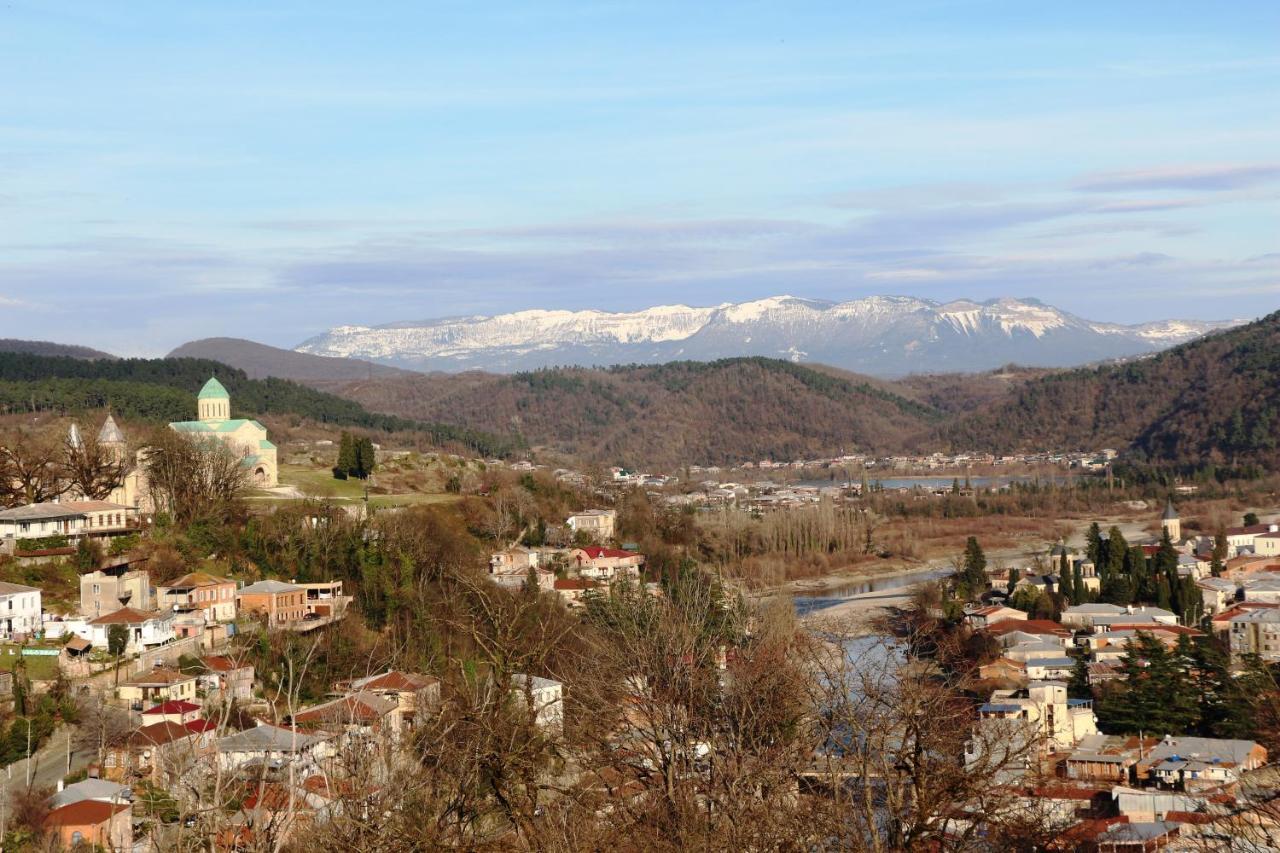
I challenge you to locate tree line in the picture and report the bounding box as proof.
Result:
[0,352,522,458]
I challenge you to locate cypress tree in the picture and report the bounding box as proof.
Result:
[1105,527,1128,580]
[1072,563,1085,604]
[1086,522,1104,568]
[1058,550,1071,603]
[355,437,377,479]
[961,537,987,595]
[1210,527,1228,577]
[336,432,356,477]
[1068,655,1092,699]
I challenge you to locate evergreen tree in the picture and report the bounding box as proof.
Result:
[336,432,356,477]
[354,437,377,480]
[1058,550,1072,604]
[1067,655,1092,700]
[1086,522,1105,570]
[1099,573,1133,606]
[1006,567,1018,596]
[1097,633,1199,735]
[959,537,987,595]
[1105,527,1128,580]
[1126,546,1151,603]
[1210,527,1228,577]
[1072,562,1085,605]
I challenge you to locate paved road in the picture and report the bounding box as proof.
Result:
[0,725,96,799]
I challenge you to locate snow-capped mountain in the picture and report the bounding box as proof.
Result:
[295,296,1242,376]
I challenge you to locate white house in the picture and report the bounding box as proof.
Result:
[1229,608,1280,661]
[0,582,41,640]
[964,605,1027,630]
[79,607,176,653]
[565,546,644,582]
[0,504,84,551]
[1242,574,1280,604]
[216,723,335,774]
[1256,531,1280,558]
[511,674,563,734]
[565,510,616,542]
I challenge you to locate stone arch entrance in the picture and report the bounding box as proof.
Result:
[254,466,268,486]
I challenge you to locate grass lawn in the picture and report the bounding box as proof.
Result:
[0,644,62,680]
[278,464,368,499]
[265,464,462,509]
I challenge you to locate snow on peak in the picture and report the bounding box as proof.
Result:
[295,294,1240,372]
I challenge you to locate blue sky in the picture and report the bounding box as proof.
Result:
[1,1,1277,355]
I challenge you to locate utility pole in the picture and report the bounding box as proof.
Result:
[25,721,31,787]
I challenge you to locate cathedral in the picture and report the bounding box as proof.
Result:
[167,377,279,487]
[76,377,279,512]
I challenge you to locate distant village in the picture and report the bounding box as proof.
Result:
[940,501,1280,848]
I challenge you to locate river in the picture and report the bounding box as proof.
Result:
[796,474,1072,491]
[791,566,954,617]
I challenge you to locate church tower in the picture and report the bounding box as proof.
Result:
[197,377,230,422]
[1162,499,1181,543]
[97,415,127,461]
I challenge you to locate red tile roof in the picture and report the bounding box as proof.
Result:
[578,546,641,560]
[202,655,249,673]
[1215,603,1280,622]
[1104,623,1203,636]
[124,667,194,686]
[555,578,601,591]
[293,692,396,727]
[987,619,1070,637]
[88,606,164,625]
[45,799,128,827]
[1227,524,1273,536]
[144,700,201,715]
[126,721,198,747]
[355,671,437,693]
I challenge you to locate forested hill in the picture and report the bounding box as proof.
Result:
[0,352,520,457]
[940,310,1280,470]
[0,339,115,360]
[324,357,944,468]
[169,337,413,381]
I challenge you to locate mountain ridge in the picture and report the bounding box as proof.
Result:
[168,338,414,381]
[296,295,1242,376]
[939,310,1280,470]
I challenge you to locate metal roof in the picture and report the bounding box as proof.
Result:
[198,376,230,399]
[0,503,84,522]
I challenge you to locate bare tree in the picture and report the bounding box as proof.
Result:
[63,422,129,500]
[143,430,249,525]
[0,429,68,506]
[73,691,133,767]
[802,622,1062,851]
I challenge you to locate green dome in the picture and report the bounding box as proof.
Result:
[198,377,230,400]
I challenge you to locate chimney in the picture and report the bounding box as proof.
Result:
[56,779,64,792]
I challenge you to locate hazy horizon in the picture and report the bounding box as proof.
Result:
[2,1,1277,355]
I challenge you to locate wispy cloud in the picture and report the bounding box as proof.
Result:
[1075,163,1280,193]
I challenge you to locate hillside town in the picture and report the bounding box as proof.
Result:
[0,377,1276,849]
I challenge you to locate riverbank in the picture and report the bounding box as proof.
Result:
[749,508,1172,602]
[801,589,913,632]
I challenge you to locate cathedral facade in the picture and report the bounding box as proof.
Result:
[168,377,279,488]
